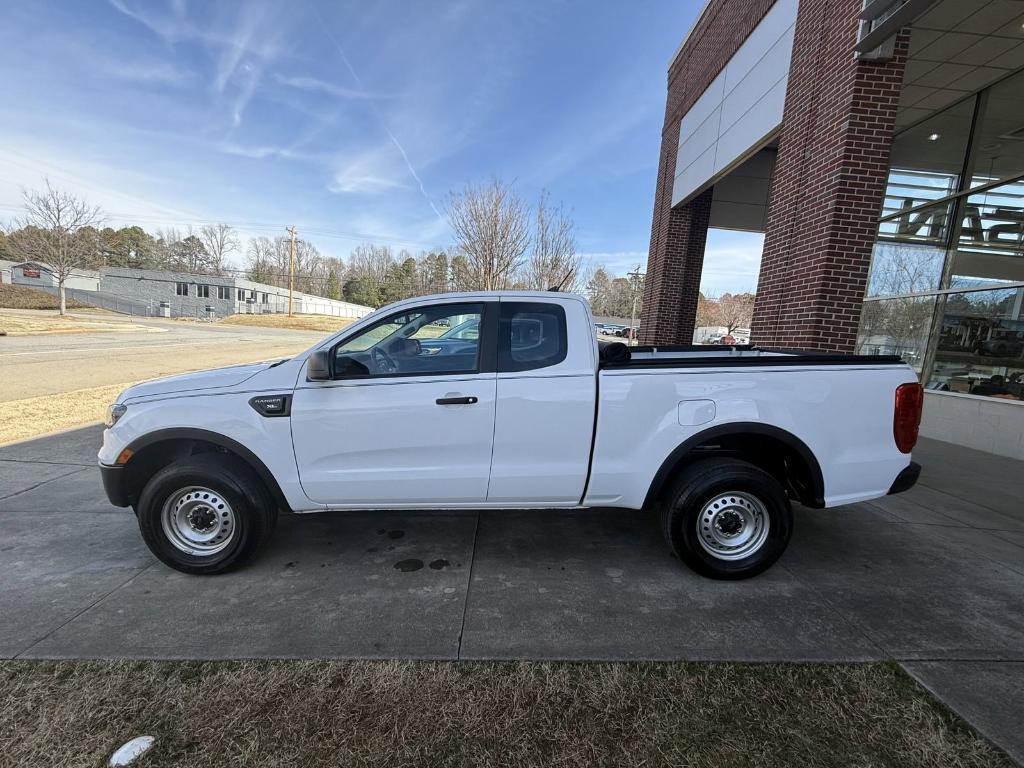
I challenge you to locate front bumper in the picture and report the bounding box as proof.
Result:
[888,461,921,496]
[99,463,131,507]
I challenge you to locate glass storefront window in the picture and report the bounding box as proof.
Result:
[883,96,975,216]
[855,295,935,372]
[928,287,1024,400]
[969,69,1024,189]
[950,178,1024,290]
[860,67,1024,401]
[866,241,946,297]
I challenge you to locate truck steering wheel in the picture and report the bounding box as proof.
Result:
[372,346,398,374]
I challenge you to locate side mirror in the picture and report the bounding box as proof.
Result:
[306,350,332,381]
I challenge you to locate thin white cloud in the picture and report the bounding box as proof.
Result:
[329,147,407,194]
[579,251,648,277]
[312,6,444,221]
[0,140,207,226]
[96,58,194,86]
[275,74,382,100]
[108,0,282,128]
[107,0,189,43]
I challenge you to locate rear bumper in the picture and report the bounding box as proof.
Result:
[888,461,921,496]
[99,463,130,507]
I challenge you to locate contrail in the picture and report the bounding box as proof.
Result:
[312,7,444,221]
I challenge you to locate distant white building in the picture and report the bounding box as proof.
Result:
[0,259,15,285]
[98,267,373,319]
[11,261,101,291]
[693,326,751,345]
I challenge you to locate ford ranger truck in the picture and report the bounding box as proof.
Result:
[99,291,923,579]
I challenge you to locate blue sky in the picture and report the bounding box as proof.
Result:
[0,0,762,294]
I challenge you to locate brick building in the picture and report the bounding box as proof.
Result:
[643,0,1024,458]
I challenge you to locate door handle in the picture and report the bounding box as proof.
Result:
[436,396,478,405]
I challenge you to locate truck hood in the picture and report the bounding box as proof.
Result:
[119,361,273,403]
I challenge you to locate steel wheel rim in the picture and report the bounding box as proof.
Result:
[696,491,770,561]
[160,486,235,556]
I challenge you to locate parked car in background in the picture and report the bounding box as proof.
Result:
[99,291,922,581]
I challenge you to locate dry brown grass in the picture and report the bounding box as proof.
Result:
[0,382,139,445]
[0,311,148,336]
[0,660,1010,768]
[220,313,358,333]
[0,283,86,310]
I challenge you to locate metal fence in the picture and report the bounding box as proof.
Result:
[40,286,370,321]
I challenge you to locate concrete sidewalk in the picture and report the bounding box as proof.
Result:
[1,427,1022,761]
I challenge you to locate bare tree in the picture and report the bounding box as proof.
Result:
[586,267,612,315]
[447,179,531,291]
[344,243,397,306]
[524,192,580,291]
[199,223,240,275]
[12,182,102,314]
[246,236,276,285]
[696,293,717,329]
[715,293,756,334]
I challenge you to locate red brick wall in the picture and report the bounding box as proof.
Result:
[640,189,713,343]
[641,0,777,345]
[751,2,909,351]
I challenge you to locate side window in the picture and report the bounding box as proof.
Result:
[332,303,484,378]
[498,302,567,372]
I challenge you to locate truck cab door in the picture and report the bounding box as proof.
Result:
[486,299,597,505]
[290,301,498,508]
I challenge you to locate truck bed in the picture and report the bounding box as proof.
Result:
[599,343,904,369]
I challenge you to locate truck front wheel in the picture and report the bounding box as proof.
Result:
[136,455,277,575]
[660,458,792,580]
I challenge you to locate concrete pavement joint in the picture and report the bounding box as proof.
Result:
[777,561,889,659]
[0,458,94,468]
[899,662,1023,765]
[918,480,1017,520]
[0,466,92,501]
[13,561,159,660]
[456,511,481,661]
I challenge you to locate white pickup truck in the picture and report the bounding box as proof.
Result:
[99,291,923,579]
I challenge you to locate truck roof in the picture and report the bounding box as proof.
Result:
[373,290,590,314]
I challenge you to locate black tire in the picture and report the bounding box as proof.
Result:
[660,458,792,580]
[136,454,277,575]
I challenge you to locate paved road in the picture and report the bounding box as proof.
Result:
[0,317,327,400]
[0,429,1022,762]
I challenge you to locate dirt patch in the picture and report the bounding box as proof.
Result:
[0,660,1010,768]
[0,284,86,311]
[220,313,359,333]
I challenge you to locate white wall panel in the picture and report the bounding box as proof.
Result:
[675,106,721,178]
[674,145,718,206]
[678,71,726,145]
[721,0,798,94]
[714,77,788,176]
[671,0,798,206]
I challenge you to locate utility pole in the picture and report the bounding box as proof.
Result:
[628,264,644,346]
[287,226,296,316]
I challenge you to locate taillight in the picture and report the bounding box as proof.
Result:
[894,382,924,453]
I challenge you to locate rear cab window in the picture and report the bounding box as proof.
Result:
[498,302,567,372]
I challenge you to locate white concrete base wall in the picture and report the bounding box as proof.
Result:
[920,391,1024,460]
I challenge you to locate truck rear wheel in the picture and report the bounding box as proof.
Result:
[136,455,277,575]
[660,458,792,580]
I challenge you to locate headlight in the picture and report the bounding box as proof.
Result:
[105,403,127,428]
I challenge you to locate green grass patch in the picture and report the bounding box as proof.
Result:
[0,660,1010,767]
